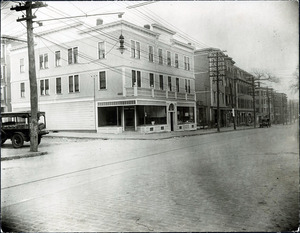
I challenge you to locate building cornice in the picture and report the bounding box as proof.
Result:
[79,20,159,37]
[171,39,194,50]
[151,23,176,35]
[35,22,83,37]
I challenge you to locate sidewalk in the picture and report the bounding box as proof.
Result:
[1,125,254,161]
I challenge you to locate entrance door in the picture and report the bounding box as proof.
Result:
[124,107,135,131]
[170,112,174,131]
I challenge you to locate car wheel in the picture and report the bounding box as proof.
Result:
[12,133,24,148]
[1,130,7,145]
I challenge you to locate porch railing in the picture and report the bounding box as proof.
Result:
[125,86,195,101]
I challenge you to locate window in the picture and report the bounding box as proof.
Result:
[132,70,141,87]
[158,49,163,65]
[213,91,216,103]
[137,105,167,125]
[98,42,106,59]
[149,73,154,87]
[20,82,25,97]
[131,40,140,59]
[68,47,78,64]
[1,65,5,80]
[184,56,190,70]
[1,87,4,100]
[1,44,5,59]
[177,107,195,124]
[159,75,164,90]
[40,79,49,95]
[69,75,79,93]
[55,51,61,67]
[39,54,48,69]
[168,76,172,91]
[56,77,62,94]
[44,54,48,68]
[99,71,106,89]
[176,78,179,92]
[149,46,154,62]
[175,53,179,68]
[98,106,122,127]
[185,79,188,92]
[188,80,191,93]
[167,51,171,66]
[20,58,24,73]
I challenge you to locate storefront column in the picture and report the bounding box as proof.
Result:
[134,105,137,131]
[194,105,197,124]
[122,106,125,132]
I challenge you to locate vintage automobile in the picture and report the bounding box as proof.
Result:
[1,111,49,148]
[259,117,271,128]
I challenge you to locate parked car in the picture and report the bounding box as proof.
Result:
[1,111,49,148]
[259,117,270,128]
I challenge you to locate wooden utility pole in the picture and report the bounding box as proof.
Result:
[11,1,47,152]
[229,81,236,130]
[251,77,256,128]
[209,50,226,132]
[267,87,271,126]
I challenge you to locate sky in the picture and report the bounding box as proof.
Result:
[1,1,299,98]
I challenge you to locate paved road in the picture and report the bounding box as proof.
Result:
[1,124,299,232]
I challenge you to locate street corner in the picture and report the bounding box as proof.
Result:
[1,151,48,161]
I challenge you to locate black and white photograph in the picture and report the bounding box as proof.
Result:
[1,1,299,232]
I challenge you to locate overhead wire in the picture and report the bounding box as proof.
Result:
[11,2,205,93]
[43,4,198,73]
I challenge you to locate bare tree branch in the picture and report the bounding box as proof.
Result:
[251,69,280,84]
[289,66,299,93]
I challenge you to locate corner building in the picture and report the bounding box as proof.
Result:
[10,20,196,133]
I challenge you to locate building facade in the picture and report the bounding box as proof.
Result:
[273,92,288,124]
[1,36,26,112]
[194,48,254,128]
[255,85,274,123]
[9,20,196,133]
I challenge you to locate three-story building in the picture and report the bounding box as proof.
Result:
[10,20,196,133]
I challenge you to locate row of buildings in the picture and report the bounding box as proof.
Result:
[1,19,298,133]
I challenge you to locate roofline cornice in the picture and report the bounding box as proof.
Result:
[151,23,176,35]
[79,20,159,37]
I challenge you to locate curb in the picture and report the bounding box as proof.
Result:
[1,151,48,161]
[44,127,256,141]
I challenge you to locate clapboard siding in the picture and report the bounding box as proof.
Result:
[39,101,95,131]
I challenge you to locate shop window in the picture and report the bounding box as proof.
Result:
[177,106,194,124]
[98,107,121,126]
[136,105,167,126]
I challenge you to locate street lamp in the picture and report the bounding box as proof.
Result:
[117,33,126,54]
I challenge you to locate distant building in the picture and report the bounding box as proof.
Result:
[194,48,254,128]
[255,85,274,123]
[9,20,196,133]
[273,92,288,124]
[1,35,26,112]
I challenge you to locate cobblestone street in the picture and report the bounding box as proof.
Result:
[1,124,299,232]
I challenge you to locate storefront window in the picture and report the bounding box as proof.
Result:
[98,107,121,127]
[136,106,166,125]
[177,107,194,124]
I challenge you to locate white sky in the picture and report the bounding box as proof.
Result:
[1,1,299,98]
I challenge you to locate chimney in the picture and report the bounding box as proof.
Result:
[144,24,150,30]
[96,18,103,26]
